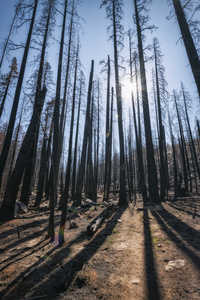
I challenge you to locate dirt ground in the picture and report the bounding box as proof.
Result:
[0,194,200,300]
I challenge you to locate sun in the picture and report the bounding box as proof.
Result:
[121,77,135,104]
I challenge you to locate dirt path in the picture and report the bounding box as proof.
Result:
[0,197,200,299]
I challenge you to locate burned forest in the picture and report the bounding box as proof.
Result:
[0,0,200,299]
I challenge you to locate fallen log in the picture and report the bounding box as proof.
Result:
[87,204,114,236]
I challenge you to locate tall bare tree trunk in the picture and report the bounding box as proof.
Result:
[104,55,111,201]
[0,87,47,221]
[48,0,68,240]
[134,0,159,202]
[75,60,94,206]
[112,0,127,206]
[172,0,200,98]
[71,73,83,201]
[0,0,39,188]
[59,42,79,244]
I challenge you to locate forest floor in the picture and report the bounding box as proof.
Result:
[0,193,200,300]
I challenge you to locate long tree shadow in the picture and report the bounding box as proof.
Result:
[0,217,60,252]
[151,205,200,270]
[0,227,87,299]
[143,207,161,300]
[0,218,50,241]
[155,205,200,251]
[0,207,126,300]
[0,207,86,252]
[0,206,93,243]
[167,201,200,218]
[0,239,50,273]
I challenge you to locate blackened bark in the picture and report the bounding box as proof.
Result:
[134,0,159,202]
[173,0,200,98]
[71,74,82,201]
[35,136,47,206]
[132,93,147,203]
[0,0,39,188]
[154,45,166,201]
[168,113,178,201]
[48,0,68,240]
[75,60,94,206]
[59,43,79,244]
[104,55,111,201]
[0,87,47,221]
[112,0,127,206]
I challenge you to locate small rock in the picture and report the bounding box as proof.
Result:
[132,279,140,284]
[117,219,122,223]
[157,244,161,247]
[165,259,185,271]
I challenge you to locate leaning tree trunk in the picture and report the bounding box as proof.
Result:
[20,1,53,207]
[182,85,200,179]
[0,87,47,222]
[172,0,200,98]
[7,100,24,182]
[0,78,11,119]
[0,0,39,188]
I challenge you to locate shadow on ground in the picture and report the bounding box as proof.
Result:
[0,207,126,300]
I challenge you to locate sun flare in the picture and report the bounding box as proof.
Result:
[121,77,135,103]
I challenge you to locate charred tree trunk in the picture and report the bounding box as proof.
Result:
[154,45,166,201]
[0,0,39,188]
[172,0,200,98]
[112,0,127,206]
[59,42,79,244]
[104,55,111,201]
[71,73,83,201]
[75,60,94,206]
[48,0,68,240]
[134,0,159,202]
[0,87,47,221]
[168,113,178,201]
[132,93,147,203]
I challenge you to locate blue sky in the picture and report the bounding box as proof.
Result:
[0,0,199,133]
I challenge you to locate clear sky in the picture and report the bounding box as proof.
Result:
[0,0,199,132]
[80,0,197,95]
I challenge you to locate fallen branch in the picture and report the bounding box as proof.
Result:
[87,204,114,236]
